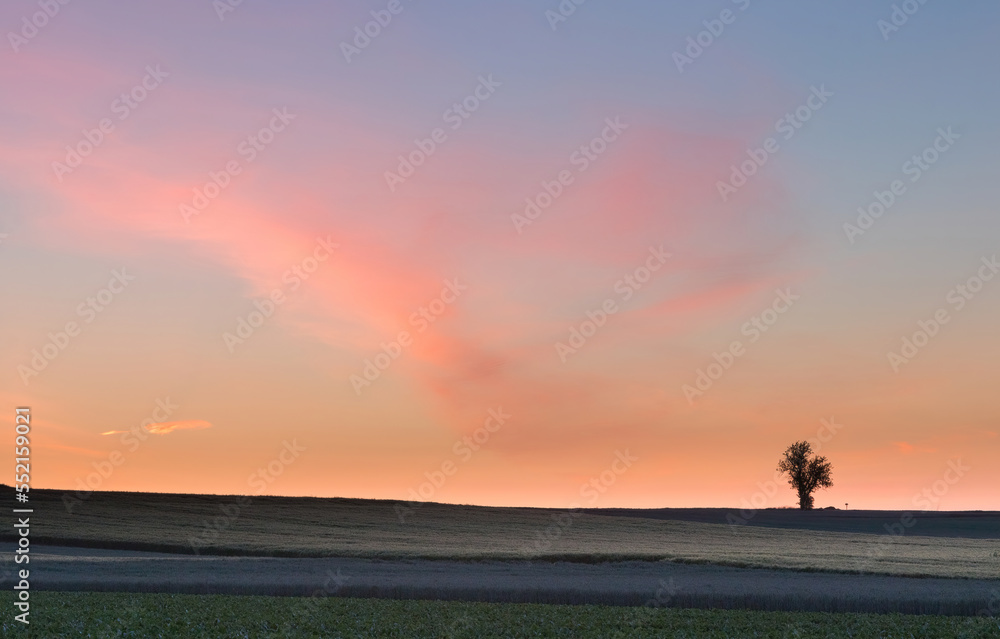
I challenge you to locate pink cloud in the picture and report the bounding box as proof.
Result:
[3,44,808,454]
[102,420,212,436]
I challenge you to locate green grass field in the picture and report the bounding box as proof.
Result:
[9,487,998,579]
[2,592,998,638]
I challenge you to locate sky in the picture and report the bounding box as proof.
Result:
[1,0,998,511]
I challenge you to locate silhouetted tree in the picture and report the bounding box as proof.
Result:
[776,441,833,510]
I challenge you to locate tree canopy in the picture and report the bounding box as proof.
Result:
[776,441,834,510]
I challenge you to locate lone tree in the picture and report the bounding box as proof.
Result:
[776,441,833,510]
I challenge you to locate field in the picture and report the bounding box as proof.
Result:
[2,592,999,638]
[7,488,999,578]
[3,487,998,633]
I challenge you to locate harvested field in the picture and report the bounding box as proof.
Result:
[8,488,997,579]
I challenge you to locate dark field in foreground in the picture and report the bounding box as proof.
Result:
[5,487,998,578]
[3,592,998,638]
